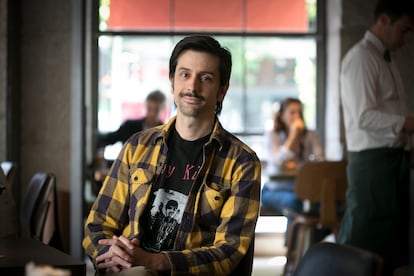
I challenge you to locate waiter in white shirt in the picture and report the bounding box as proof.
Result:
[338,0,414,274]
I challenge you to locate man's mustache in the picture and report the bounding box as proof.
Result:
[179,92,205,101]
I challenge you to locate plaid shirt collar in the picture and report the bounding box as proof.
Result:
[152,116,226,151]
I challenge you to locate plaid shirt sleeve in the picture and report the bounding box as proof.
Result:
[82,129,160,259]
[82,143,134,259]
[164,128,262,275]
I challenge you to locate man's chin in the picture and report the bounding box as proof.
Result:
[177,106,200,117]
[178,112,199,118]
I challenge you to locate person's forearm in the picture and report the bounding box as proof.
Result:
[141,252,171,273]
[153,253,171,273]
[284,131,300,151]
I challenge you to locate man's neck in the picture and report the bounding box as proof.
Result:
[174,114,215,141]
[369,26,386,48]
[144,117,157,128]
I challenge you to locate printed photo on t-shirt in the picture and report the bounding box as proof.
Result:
[141,188,188,252]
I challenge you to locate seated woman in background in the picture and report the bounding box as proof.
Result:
[261,97,324,243]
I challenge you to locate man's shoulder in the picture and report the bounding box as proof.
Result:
[217,127,260,162]
[344,38,379,63]
[126,124,165,147]
[118,119,145,134]
[344,42,368,60]
[123,118,145,126]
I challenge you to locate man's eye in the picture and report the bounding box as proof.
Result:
[201,75,212,82]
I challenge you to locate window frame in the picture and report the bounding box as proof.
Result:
[89,0,326,147]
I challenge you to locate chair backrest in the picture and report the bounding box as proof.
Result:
[294,160,347,228]
[20,172,56,242]
[294,242,383,276]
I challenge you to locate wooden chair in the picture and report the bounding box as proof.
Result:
[294,242,383,276]
[283,160,347,275]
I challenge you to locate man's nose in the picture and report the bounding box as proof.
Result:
[186,76,199,92]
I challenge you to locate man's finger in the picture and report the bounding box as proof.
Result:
[130,238,139,246]
[98,238,116,246]
[97,256,131,270]
[117,236,135,250]
[97,259,115,269]
[96,251,111,263]
[109,240,134,262]
[111,255,133,269]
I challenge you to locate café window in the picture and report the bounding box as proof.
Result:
[96,0,322,160]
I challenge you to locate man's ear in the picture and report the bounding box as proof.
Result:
[378,13,391,26]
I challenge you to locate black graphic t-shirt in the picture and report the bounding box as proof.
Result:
[140,127,210,252]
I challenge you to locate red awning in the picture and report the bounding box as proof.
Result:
[107,0,308,32]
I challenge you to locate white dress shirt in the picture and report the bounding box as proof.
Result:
[340,31,408,151]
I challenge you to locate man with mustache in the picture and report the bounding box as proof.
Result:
[83,35,261,276]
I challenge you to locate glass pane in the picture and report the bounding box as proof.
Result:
[98,35,317,132]
[97,36,175,133]
[97,35,317,161]
[100,0,318,33]
[307,0,317,32]
[214,37,244,133]
[244,37,317,132]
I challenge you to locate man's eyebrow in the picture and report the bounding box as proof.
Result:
[177,67,216,76]
[177,66,190,71]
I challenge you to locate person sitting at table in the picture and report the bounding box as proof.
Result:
[96,90,167,151]
[92,90,167,194]
[261,97,324,244]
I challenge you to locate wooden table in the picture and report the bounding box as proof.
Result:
[268,171,297,181]
[0,237,86,275]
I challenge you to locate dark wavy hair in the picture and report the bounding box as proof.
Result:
[274,97,307,135]
[169,35,232,115]
[374,0,414,23]
[146,90,166,104]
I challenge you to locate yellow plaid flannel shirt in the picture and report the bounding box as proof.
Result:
[83,116,261,275]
